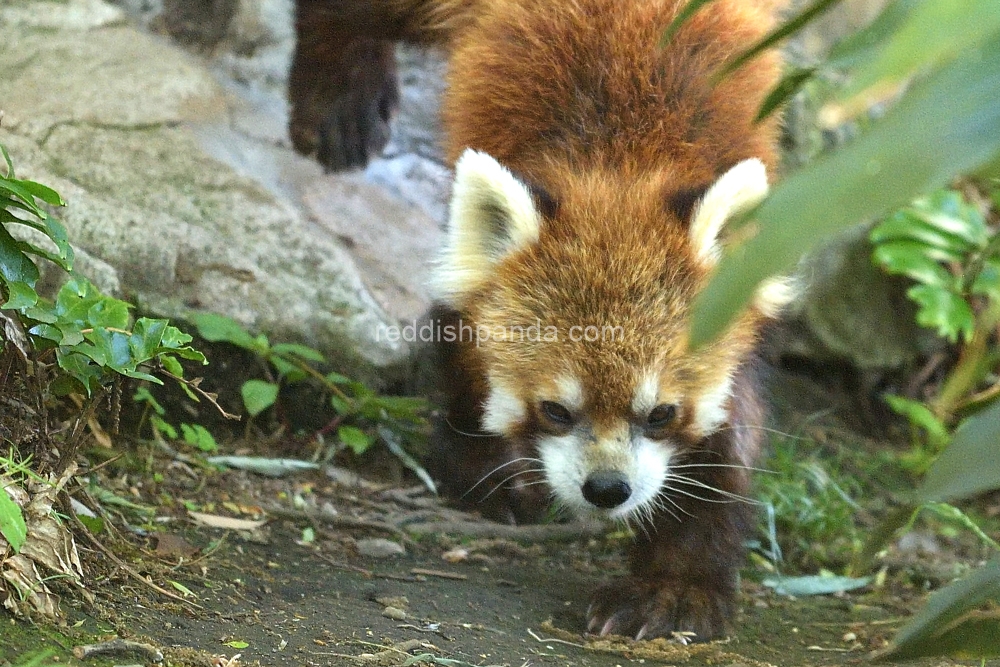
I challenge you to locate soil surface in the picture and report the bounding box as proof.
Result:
[3,451,993,667]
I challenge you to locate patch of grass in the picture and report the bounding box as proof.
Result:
[754,433,864,571]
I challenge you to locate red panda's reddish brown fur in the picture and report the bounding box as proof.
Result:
[292,0,790,641]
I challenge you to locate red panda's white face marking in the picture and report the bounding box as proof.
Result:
[481,376,526,435]
[538,427,674,522]
[692,372,735,438]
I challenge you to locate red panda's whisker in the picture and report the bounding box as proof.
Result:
[668,463,776,474]
[461,457,544,497]
[664,475,758,505]
[476,467,545,503]
[444,418,499,438]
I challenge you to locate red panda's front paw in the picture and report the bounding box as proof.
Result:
[586,577,735,641]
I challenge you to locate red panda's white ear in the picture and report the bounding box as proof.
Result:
[431,149,541,305]
[689,158,769,267]
[689,159,797,317]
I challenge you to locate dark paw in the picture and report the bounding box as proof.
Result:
[586,577,735,641]
[315,90,395,171]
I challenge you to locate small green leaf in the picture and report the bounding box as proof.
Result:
[160,354,184,378]
[151,415,178,440]
[871,241,956,288]
[241,379,279,417]
[271,342,326,364]
[917,400,1000,503]
[0,482,28,553]
[168,580,197,598]
[224,641,250,649]
[2,281,38,310]
[189,312,260,351]
[180,423,218,452]
[907,284,975,343]
[884,394,950,451]
[15,179,64,207]
[0,225,40,286]
[134,387,166,415]
[338,426,372,455]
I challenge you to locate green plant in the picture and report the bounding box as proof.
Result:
[188,313,431,481]
[1,146,206,399]
[669,0,1000,657]
[1,142,210,618]
[133,387,219,454]
[870,188,1000,471]
[755,435,862,569]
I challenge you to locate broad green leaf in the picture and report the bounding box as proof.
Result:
[241,379,279,417]
[908,190,989,247]
[0,482,27,553]
[840,0,1000,101]
[0,225,40,285]
[907,285,975,343]
[827,0,915,71]
[55,278,101,324]
[87,297,130,330]
[883,558,1000,660]
[917,400,1000,503]
[189,312,260,351]
[871,241,955,288]
[690,38,1000,347]
[271,342,326,364]
[2,281,38,310]
[338,426,372,455]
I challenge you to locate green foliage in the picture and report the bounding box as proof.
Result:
[1,144,206,397]
[755,436,862,569]
[689,0,1000,347]
[0,476,28,554]
[133,387,218,453]
[189,312,428,471]
[668,0,1000,657]
[871,190,998,344]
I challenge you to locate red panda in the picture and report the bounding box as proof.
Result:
[293,0,793,640]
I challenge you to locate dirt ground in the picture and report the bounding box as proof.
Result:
[3,451,996,667]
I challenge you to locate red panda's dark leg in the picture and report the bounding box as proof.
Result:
[587,366,765,640]
[289,1,400,170]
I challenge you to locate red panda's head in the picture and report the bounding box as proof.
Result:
[430,149,793,521]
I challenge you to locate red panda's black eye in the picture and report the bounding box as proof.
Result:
[647,404,677,429]
[540,401,574,426]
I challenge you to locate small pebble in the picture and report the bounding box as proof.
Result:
[356,538,405,558]
[382,606,407,620]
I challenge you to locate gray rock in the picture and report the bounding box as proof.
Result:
[356,538,406,558]
[0,0,439,382]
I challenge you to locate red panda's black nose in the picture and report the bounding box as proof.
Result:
[582,471,632,509]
